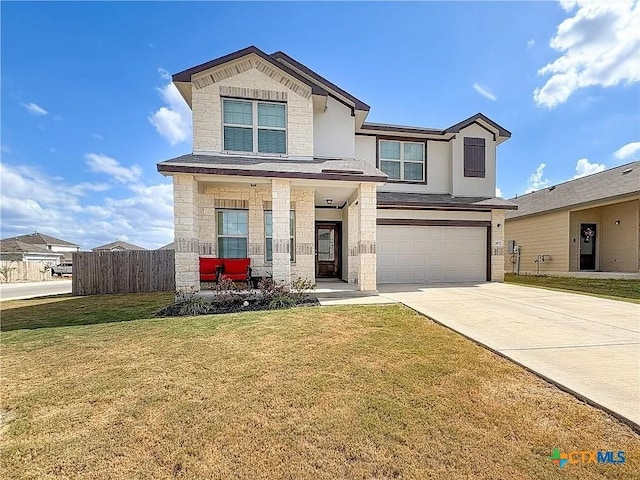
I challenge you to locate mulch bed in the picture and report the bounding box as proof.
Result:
[156,294,319,317]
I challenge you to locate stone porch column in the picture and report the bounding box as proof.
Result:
[347,201,360,284]
[357,183,377,292]
[173,175,200,293]
[271,179,291,286]
[491,209,506,282]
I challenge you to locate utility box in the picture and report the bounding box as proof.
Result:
[508,240,516,254]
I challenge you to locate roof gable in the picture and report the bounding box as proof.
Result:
[93,240,147,251]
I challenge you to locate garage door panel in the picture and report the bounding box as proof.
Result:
[377,225,487,283]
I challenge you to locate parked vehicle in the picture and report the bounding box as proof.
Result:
[51,262,73,276]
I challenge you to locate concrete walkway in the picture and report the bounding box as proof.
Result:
[378,282,640,428]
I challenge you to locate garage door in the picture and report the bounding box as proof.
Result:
[377,226,487,283]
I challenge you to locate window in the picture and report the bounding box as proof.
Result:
[223,99,286,154]
[379,140,425,181]
[464,137,486,178]
[217,210,248,258]
[265,210,295,262]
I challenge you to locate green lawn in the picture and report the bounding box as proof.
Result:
[1,294,638,479]
[505,273,640,303]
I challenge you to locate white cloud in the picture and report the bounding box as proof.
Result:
[22,102,48,116]
[496,187,503,197]
[613,141,640,160]
[149,78,192,145]
[573,158,606,178]
[158,67,171,80]
[472,83,497,101]
[527,39,536,48]
[525,163,550,193]
[85,153,142,183]
[534,0,640,108]
[0,162,173,249]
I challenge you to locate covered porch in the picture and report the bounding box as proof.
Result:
[171,174,380,294]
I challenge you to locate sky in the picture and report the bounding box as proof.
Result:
[1,0,639,249]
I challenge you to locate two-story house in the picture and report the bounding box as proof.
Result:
[157,46,516,293]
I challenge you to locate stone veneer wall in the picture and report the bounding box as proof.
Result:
[196,183,315,283]
[357,183,378,291]
[491,209,506,282]
[173,175,200,293]
[191,55,314,158]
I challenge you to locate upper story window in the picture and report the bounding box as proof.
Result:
[222,99,287,154]
[379,140,425,181]
[464,137,486,178]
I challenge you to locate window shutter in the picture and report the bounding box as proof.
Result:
[464,138,485,178]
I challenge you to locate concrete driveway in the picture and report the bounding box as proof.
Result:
[379,282,640,428]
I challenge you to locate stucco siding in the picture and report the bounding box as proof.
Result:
[355,135,376,169]
[314,96,355,159]
[451,123,496,198]
[504,210,569,274]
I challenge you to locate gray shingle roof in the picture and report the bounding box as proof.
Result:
[2,232,79,248]
[158,154,387,182]
[507,161,640,219]
[92,241,147,251]
[0,239,62,255]
[378,192,518,210]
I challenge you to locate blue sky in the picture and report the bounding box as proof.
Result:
[2,1,639,249]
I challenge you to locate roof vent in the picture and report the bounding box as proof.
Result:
[621,168,633,175]
[549,186,556,191]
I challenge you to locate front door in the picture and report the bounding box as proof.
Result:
[579,223,597,270]
[315,222,341,278]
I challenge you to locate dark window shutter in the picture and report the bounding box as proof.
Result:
[464,137,485,178]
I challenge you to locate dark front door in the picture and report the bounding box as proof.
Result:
[315,222,341,278]
[580,223,597,270]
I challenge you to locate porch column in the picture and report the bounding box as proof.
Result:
[173,174,200,293]
[357,182,377,292]
[271,179,291,286]
[490,209,506,282]
[347,201,360,284]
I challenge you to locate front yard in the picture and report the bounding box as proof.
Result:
[505,273,640,303]
[1,295,638,479]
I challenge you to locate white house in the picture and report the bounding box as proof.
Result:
[157,46,516,293]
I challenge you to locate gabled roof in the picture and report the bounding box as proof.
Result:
[1,232,79,248]
[507,161,640,219]
[0,239,64,255]
[172,45,328,96]
[158,242,175,250]
[270,50,370,111]
[361,113,511,139]
[93,241,147,251]
[171,45,371,112]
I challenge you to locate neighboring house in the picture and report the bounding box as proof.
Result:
[157,46,516,292]
[158,242,175,250]
[92,240,147,251]
[0,232,79,262]
[505,161,639,275]
[0,239,64,263]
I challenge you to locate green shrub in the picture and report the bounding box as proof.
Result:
[269,294,297,310]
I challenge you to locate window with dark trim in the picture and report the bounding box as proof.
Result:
[222,99,287,154]
[217,209,248,258]
[264,210,295,262]
[464,137,486,178]
[378,140,425,181]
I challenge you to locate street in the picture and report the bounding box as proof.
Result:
[0,280,72,301]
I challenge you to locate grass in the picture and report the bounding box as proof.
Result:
[0,292,174,331]
[1,296,639,479]
[504,273,640,303]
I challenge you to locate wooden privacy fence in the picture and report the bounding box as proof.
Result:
[72,250,175,295]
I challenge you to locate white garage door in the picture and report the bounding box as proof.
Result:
[377,225,487,283]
